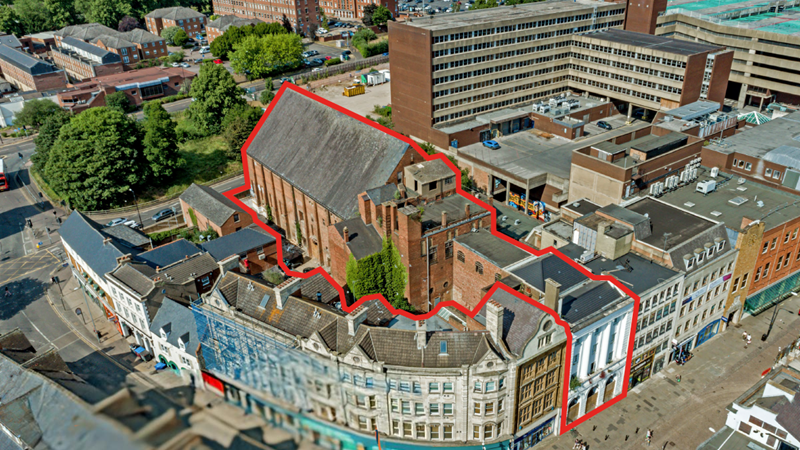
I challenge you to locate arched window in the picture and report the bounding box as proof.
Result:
[457,251,465,262]
[475,262,484,275]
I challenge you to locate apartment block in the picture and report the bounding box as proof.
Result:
[55,24,168,62]
[206,15,260,43]
[145,7,207,38]
[90,34,140,65]
[51,37,124,82]
[0,44,67,92]
[212,0,319,35]
[389,0,732,149]
[657,0,800,107]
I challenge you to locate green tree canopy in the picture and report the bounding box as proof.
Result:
[229,33,303,78]
[161,25,182,43]
[260,89,274,105]
[371,5,392,26]
[44,107,146,210]
[210,22,286,60]
[74,0,133,28]
[361,4,376,26]
[14,0,76,33]
[221,104,262,160]
[173,28,188,46]
[345,238,410,311]
[104,91,135,113]
[142,102,183,178]
[0,7,25,36]
[31,109,71,171]
[15,99,63,128]
[187,62,245,134]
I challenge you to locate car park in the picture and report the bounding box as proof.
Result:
[194,58,204,63]
[151,209,175,222]
[482,140,500,149]
[171,62,180,67]
[123,219,141,229]
[597,121,613,130]
[105,218,126,227]
[180,62,191,68]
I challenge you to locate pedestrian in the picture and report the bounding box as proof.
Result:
[742,331,747,341]
[646,429,653,446]
[747,334,752,348]
[3,286,10,297]
[676,375,681,382]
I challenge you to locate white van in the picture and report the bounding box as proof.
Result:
[200,46,211,54]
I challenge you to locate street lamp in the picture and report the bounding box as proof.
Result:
[761,293,797,341]
[129,188,143,226]
[77,279,101,344]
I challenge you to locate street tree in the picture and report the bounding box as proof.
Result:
[15,99,63,128]
[260,89,274,105]
[31,109,71,171]
[229,33,303,78]
[44,107,147,210]
[160,25,182,44]
[361,4,376,26]
[221,103,262,159]
[187,62,245,134]
[118,15,139,31]
[142,102,183,179]
[104,91,135,113]
[173,28,188,46]
[371,5,392,26]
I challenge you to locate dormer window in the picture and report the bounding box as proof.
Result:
[440,341,448,355]
[160,328,168,339]
[716,240,725,252]
[178,338,185,351]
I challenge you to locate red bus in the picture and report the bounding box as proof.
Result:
[0,159,7,191]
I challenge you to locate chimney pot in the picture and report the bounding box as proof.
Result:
[441,211,447,227]
[416,319,428,349]
[343,226,349,243]
[464,203,471,217]
[486,300,504,346]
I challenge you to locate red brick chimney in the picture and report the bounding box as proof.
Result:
[343,226,349,243]
[464,203,471,218]
[441,211,447,227]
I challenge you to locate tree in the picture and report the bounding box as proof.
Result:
[44,108,146,210]
[15,99,63,128]
[31,109,70,171]
[345,238,410,311]
[260,89,274,105]
[471,0,498,8]
[104,91,135,113]
[210,22,285,60]
[371,5,392,26]
[118,15,139,32]
[161,25,182,44]
[173,28,188,46]
[74,0,133,28]
[187,62,245,134]
[280,14,292,34]
[229,33,303,78]
[0,7,24,36]
[362,4,376,26]
[453,1,460,11]
[419,142,436,155]
[142,102,183,178]
[221,104,262,159]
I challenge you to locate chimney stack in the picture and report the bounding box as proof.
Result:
[464,203,471,218]
[346,305,369,336]
[485,300,505,346]
[487,195,494,206]
[416,319,428,349]
[343,226,349,243]
[544,278,562,316]
[441,211,447,227]
[275,277,304,310]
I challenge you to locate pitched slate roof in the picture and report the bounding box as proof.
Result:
[0,34,22,48]
[560,280,624,325]
[0,44,58,75]
[201,227,276,261]
[146,6,204,19]
[122,28,163,44]
[508,253,586,293]
[333,218,383,260]
[149,297,200,355]
[137,239,201,269]
[60,36,121,64]
[55,23,117,41]
[207,15,260,32]
[247,88,410,219]
[479,289,548,356]
[59,211,135,277]
[91,34,135,49]
[180,183,245,227]
[774,389,800,439]
[108,263,155,297]
[101,224,150,249]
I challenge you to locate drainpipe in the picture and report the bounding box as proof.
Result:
[426,235,431,312]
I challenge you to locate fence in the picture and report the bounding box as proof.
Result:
[294,54,389,82]
[82,170,244,217]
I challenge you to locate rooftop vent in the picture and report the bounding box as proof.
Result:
[710,211,722,217]
[684,202,696,208]
[737,187,747,191]
[729,196,748,206]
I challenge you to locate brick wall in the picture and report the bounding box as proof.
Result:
[452,239,509,311]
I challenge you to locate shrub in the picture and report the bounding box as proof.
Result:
[325,57,342,66]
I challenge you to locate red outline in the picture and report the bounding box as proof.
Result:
[222,83,640,436]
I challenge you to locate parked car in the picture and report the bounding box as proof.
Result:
[123,219,141,229]
[151,209,175,222]
[309,58,324,66]
[482,140,500,150]
[180,62,191,68]
[317,28,328,34]
[281,77,293,84]
[312,67,324,73]
[597,121,613,130]
[105,218,126,227]
[191,46,201,52]
[194,58,204,63]
[213,59,223,64]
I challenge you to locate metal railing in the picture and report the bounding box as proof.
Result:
[294,54,389,81]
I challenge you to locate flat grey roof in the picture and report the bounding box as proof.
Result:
[654,167,800,232]
[454,228,531,268]
[584,252,680,296]
[398,0,613,31]
[563,198,601,217]
[627,197,716,249]
[593,132,688,162]
[665,101,721,120]
[707,110,800,158]
[578,28,724,56]
[406,159,454,184]
[543,220,573,241]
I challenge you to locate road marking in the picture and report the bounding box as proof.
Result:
[21,310,54,347]
[58,337,80,350]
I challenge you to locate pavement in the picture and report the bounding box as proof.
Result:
[548,294,800,449]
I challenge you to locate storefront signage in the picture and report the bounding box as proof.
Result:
[682,273,732,305]
[513,418,554,450]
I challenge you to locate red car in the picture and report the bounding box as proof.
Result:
[214,59,223,64]
[324,56,332,60]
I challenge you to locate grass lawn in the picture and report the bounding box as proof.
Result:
[138,135,242,201]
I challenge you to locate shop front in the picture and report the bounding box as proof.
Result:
[695,319,720,348]
[628,348,655,389]
[670,337,694,363]
[513,417,555,450]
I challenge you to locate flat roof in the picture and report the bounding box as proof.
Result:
[406,159,454,184]
[706,111,800,158]
[454,228,531,268]
[665,101,721,120]
[543,220,573,241]
[398,0,613,31]
[667,0,800,36]
[584,252,680,296]
[578,28,725,56]
[627,197,716,249]
[563,198,602,218]
[654,167,800,232]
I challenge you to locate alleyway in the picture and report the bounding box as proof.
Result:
[550,295,800,449]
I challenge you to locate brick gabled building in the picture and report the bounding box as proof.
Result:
[246,87,416,269]
[179,182,253,236]
[51,37,124,82]
[206,15,260,43]
[90,34,140,66]
[0,44,67,92]
[145,7,207,38]
[55,24,167,62]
